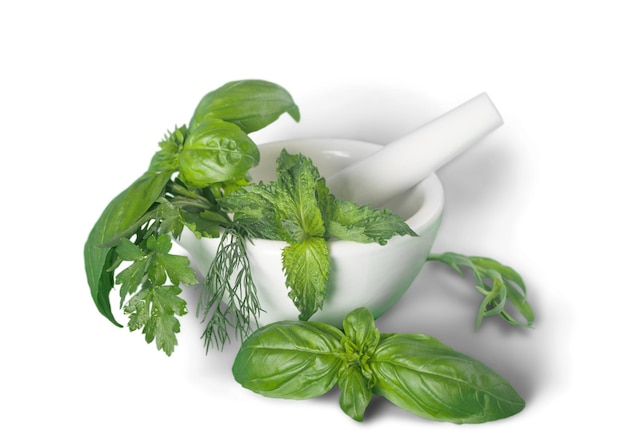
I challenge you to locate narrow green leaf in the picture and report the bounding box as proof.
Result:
[84,170,172,326]
[427,252,534,328]
[199,225,261,350]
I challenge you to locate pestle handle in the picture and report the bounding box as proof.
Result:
[326,93,503,207]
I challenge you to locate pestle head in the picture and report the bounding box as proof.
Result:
[326,93,503,207]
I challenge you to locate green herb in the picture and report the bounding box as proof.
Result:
[84,80,300,354]
[220,150,417,321]
[84,169,175,327]
[199,224,262,351]
[232,307,525,423]
[115,234,196,355]
[427,252,534,329]
[84,79,535,360]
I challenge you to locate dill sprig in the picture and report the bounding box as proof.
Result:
[198,224,263,351]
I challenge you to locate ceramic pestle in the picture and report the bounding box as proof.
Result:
[325,93,503,207]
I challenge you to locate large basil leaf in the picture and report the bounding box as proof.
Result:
[232,321,344,399]
[370,333,525,424]
[179,118,259,187]
[189,79,300,134]
[84,170,172,326]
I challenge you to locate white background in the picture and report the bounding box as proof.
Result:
[2,1,624,440]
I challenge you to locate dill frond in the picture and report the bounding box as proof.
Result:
[198,224,263,352]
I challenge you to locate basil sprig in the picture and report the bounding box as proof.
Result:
[233,307,525,423]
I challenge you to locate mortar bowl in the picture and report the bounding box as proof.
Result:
[177,138,445,327]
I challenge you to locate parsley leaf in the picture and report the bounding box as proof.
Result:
[125,285,187,356]
[114,234,197,354]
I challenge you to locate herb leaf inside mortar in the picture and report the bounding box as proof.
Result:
[219,150,417,321]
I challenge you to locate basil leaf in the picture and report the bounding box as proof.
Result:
[337,365,372,422]
[179,118,259,187]
[370,333,525,424]
[189,79,300,134]
[338,308,379,421]
[342,307,380,353]
[232,320,344,399]
[219,183,286,240]
[84,170,172,326]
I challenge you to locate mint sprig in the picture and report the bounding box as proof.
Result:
[220,149,417,321]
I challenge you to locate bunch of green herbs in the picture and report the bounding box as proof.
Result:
[84,79,534,358]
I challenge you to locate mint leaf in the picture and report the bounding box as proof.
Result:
[282,237,330,321]
[274,150,326,241]
[219,184,285,240]
[328,199,417,245]
[180,210,226,238]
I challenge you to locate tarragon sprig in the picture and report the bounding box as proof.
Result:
[426,252,534,329]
